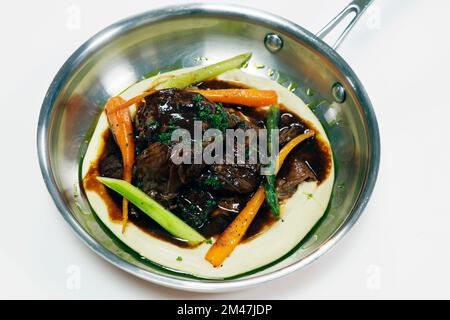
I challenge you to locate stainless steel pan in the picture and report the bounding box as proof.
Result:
[37,0,380,292]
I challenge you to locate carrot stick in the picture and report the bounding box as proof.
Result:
[106,90,155,114]
[109,88,276,114]
[205,187,266,267]
[205,130,315,267]
[276,130,315,172]
[190,89,277,107]
[105,96,136,233]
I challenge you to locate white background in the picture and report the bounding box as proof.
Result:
[1,0,449,299]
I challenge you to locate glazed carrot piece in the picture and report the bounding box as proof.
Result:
[276,130,315,171]
[110,88,276,113]
[105,96,136,233]
[191,89,277,107]
[205,187,266,267]
[205,130,315,267]
[106,90,155,114]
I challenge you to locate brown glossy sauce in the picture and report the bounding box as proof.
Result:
[83,80,332,248]
[83,144,122,222]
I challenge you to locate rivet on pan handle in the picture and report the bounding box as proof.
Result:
[316,0,374,50]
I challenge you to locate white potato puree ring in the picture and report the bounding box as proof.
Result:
[82,68,334,279]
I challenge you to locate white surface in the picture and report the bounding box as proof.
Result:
[0,0,449,299]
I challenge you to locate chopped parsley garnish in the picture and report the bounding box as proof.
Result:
[73,184,79,198]
[158,121,179,144]
[206,199,217,207]
[196,103,229,131]
[202,175,223,188]
[206,239,213,245]
[159,131,174,144]
[192,94,203,103]
[176,256,183,262]
[304,192,313,199]
[287,82,298,92]
[166,120,177,129]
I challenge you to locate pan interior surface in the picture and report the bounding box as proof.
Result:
[38,4,379,291]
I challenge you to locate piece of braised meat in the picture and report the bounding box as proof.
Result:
[217,196,245,214]
[135,142,209,204]
[98,133,123,179]
[134,88,263,198]
[136,89,197,148]
[199,163,260,194]
[133,89,215,202]
[278,111,309,147]
[175,188,217,229]
[198,111,262,194]
[99,153,123,179]
[134,89,239,202]
[276,158,317,199]
[198,196,247,237]
[135,88,240,150]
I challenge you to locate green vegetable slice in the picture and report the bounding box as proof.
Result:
[157,52,252,89]
[96,177,205,244]
[264,104,280,218]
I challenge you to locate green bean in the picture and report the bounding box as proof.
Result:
[157,53,252,89]
[97,177,205,244]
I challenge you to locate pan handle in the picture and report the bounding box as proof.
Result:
[316,0,374,50]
